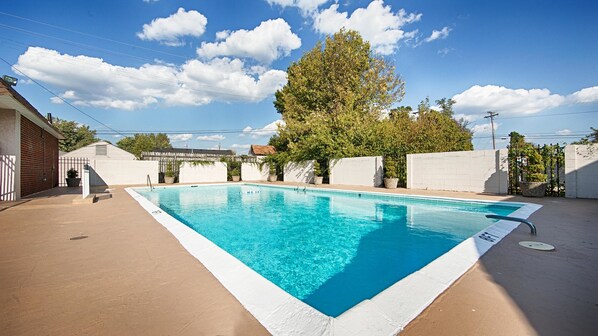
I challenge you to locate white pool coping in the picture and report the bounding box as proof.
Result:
[126,183,542,336]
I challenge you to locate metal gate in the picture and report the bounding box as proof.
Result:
[507,144,565,196]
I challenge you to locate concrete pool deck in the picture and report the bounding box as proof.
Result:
[1,183,597,335]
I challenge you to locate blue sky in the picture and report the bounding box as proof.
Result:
[1,0,597,152]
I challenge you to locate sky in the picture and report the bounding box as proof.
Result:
[1,0,597,152]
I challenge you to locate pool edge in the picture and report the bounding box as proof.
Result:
[126,184,541,336]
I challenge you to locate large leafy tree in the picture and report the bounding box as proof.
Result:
[273,29,404,161]
[53,118,100,152]
[116,133,171,159]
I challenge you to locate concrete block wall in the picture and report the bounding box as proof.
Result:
[329,156,383,187]
[565,145,598,199]
[241,162,269,181]
[179,162,227,183]
[88,159,159,186]
[407,149,508,194]
[284,161,314,183]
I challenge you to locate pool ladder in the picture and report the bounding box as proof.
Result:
[294,182,308,193]
[147,174,154,191]
[485,214,537,235]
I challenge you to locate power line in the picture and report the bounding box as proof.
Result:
[0,11,188,60]
[0,55,127,137]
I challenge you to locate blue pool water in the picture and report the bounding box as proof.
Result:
[136,184,520,317]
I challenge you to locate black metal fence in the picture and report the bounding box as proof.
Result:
[507,144,565,196]
[58,157,90,186]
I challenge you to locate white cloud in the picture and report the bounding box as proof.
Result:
[556,129,571,136]
[197,134,225,141]
[241,119,285,138]
[567,86,598,103]
[470,122,499,135]
[197,19,301,64]
[312,0,421,55]
[15,47,288,110]
[437,47,453,56]
[425,26,451,43]
[168,133,193,142]
[215,30,230,40]
[266,0,330,16]
[452,85,566,115]
[137,8,207,46]
[453,113,480,123]
[143,0,160,3]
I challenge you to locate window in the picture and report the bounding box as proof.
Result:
[96,145,107,156]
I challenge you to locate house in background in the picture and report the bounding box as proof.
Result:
[0,78,64,201]
[249,144,276,157]
[61,141,135,160]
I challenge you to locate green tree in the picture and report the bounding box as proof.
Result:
[116,133,171,159]
[273,29,404,161]
[53,118,100,152]
[572,127,598,144]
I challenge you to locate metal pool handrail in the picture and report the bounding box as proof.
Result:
[485,214,537,235]
[147,174,154,191]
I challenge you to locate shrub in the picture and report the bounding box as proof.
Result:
[524,146,546,182]
[384,157,398,179]
[165,161,175,177]
[231,167,240,176]
[313,160,322,176]
[67,168,78,178]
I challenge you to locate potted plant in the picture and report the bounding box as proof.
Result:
[164,161,175,184]
[66,168,81,187]
[384,156,399,189]
[521,146,547,197]
[231,167,241,182]
[313,161,323,185]
[268,164,277,182]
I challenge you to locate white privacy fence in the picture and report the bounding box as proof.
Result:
[565,145,598,199]
[407,149,509,194]
[179,162,227,183]
[241,162,269,181]
[88,159,159,186]
[0,155,17,201]
[284,161,314,183]
[329,156,383,187]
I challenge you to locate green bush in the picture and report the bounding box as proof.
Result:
[384,157,398,179]
[231,167,240,176]
[524,146,546,182]
[67,168,78,178]
[313,161,322,176]
[165,161,175,177]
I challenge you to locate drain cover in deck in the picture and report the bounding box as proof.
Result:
[519,241,555,251]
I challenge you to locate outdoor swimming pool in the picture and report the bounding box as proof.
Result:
[135,184,522,317]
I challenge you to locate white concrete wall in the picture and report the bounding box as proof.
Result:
[284,161,315,183]
[565,144,598,199]
[329,156,383,187]
[179,162,227,183]
[88,159,158,186]
[407,149,508,194]
[241,162,269,181]
[61,141,135,160]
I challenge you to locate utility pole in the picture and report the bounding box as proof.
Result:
[484,111,499,149]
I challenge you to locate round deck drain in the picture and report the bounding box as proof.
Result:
[69,235,88,241]
[519,241,555,251]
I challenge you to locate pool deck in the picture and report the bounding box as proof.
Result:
[1,183,597,335]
